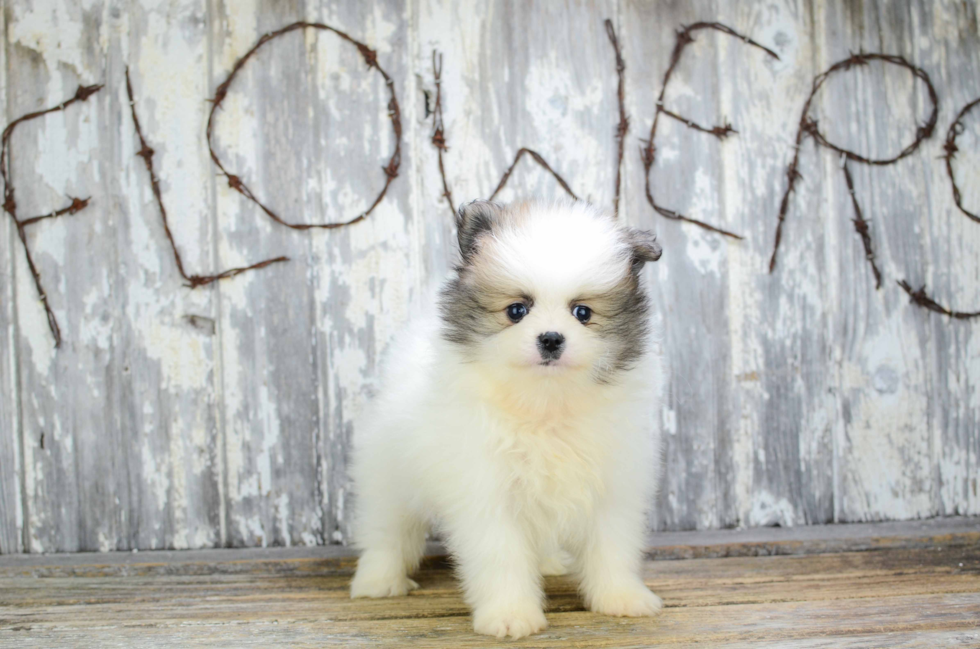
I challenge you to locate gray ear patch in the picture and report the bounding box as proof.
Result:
[456,200,504,262]
[626,228,663,270]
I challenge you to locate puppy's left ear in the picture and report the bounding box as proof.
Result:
[626,228,663,271]
[456,200,504,262]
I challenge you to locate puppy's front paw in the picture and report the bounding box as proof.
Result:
[473,603,548,639]
[350,553,420,598]
[350,573,419,598]
[588,583,663,617]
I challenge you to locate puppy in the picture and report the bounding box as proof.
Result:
[349,199,665,639]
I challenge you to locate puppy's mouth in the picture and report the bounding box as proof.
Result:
[536,358,572,369]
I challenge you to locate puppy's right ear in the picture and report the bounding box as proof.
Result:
[456,200,503,262]
[625,228,663,272]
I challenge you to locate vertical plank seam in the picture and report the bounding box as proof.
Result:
[205,0,229,549]
[0,0,24,555]
[104,0,127,549]
[905,0,943,518]
[810,0,841,525]
[407,0,424,303]
[404,0,425,542]
[614,0,625,224]
[4,1,30,554]
[712,0,728,530]
[304,0,326,547]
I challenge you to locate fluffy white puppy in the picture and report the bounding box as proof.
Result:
[349,199,665,639]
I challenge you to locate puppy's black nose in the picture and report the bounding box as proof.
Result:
[537,331,565,360]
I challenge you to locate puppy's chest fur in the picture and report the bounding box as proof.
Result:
[493,413,609,522]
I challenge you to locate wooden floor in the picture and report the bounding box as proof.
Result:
[1,519,978,648]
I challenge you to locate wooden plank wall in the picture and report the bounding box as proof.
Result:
[0,0,977,554]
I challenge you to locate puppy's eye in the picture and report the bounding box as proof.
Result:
[572,305,592,324]
[506,303,528,323]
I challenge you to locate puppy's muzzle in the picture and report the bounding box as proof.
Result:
[537,331,565,361]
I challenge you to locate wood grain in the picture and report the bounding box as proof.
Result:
[7,0,122,553]
[0,2,20,555]
[114,0,226,553]
[0,0,978,553]
[0,543,977,647]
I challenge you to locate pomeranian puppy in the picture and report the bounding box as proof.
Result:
[349,199,664,639]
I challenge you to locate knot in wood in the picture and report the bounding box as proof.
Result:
[137,145,154,161]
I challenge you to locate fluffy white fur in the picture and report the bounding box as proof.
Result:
[349,200,664,639]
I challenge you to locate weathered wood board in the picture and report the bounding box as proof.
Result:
[0,527,978,647]
[0,0,978,553]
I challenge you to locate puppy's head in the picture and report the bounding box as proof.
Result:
[439,199,661,383]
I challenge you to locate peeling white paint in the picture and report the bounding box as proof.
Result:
[749,490,797,528]
[2,0,978,555]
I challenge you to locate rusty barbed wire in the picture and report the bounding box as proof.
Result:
[431,50,455,220]
[206,21,402,230]
[488,148,578,202]
[605,18,628,218]
[7,18,974,354]
[943,96,980,224]
[898,280,980,319]
[891,94,980,320]
[428,49,578,210]
[642,23,780,240]
[768,52,938,275]
[1,83,103,347]
[427,50,578,212]
[841,160,882,289]
[126,68,288,288]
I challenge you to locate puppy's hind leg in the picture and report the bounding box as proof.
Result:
[350,490,427,598]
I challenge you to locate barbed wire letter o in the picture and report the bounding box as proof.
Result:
[804,53,938,166]
[206,21,403,231]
